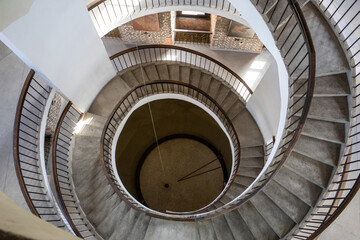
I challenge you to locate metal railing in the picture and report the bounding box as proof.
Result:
[13,70,68,229]
[290,1,360,239]
[53,102,99,239]
[100,80,241,220]
[87,0,239,36]
[101,0,316,221]
[110,45,253,102]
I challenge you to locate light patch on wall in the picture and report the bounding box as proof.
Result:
[73,117,93,134]
[244,71,260,89]
[181,11,205,16]
[250,60,266,70]
[0,0,34,31]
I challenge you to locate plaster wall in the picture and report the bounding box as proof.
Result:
[0,0,116,111]
[247,57,281,142]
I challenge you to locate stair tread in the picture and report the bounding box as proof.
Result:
[224,210,256,240]
[250,191,295,238]
[168,64,180,81]
[144,218,199,240]
[263,180,310,223]
[88,76,131,118]
[238,201,278,240]
[197,220,217,240]
[234,176,256,187]
[293,134,341,166]
[156,64,170,80]
[306,96,349,122]
[232,110,264,147]
[274,165,322,206]
[226,101,245,120]
[285,151,333,188]
[128,214,152,240]
[144,65,160,81]
[298,117,346,143]
[294,73,350,96]
[211,215,235,240]
[180,66,191,83]
[189,69,202,88]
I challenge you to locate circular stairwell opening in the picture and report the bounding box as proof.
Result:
[114,98,236,213]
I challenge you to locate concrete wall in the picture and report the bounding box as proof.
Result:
[0,0,116,111]
[0,191,79,240]
[0,41,30,210]
[247,57,281,142]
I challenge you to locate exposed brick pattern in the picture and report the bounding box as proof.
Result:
[211,16,263,53]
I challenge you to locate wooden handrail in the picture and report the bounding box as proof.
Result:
[13,69,39,216]
[52,102,82,237]
[100,80,241,220]
[109,44,253,95]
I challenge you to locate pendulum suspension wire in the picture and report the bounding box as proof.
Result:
[130,16,166,178]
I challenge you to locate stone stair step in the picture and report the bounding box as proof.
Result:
[97,201,130,239]
[232,110,264,147]
[294,73,350,96]
[226,183,247,199]
[132,66,150,83]
[144,218,199,240]
[263,180,310,223]
[224,210,256,240]
[180,66,191,83]
[274,165,322,206]
[88,76,131,118]
[215,85,230,106]
[302,3,349,75]
[237,168,262,179]
[207,78,222,99]
[238,201,278,240]
[128,214,152,240]
[293,134,341,166]
[144,64,160,81]
[285,151,333,188]
[198,73,212,93]
[240,145,264,158]
[168,64,180,81]
[156,64,170,80]
[197,220,217,240]
[110,208,140,240]
[211,215,235,240]
[305,96,349,122]
[234,175,256,187]
[239,157,264,168]
[220,92,238,113]
[87,192,120,226]
[226,101,245,121]
[250,191,296,238]
[122,70,141,88]
[299,117,346,143]
[189,68,202,88]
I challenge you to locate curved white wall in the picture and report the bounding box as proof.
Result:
[0,0,116,112]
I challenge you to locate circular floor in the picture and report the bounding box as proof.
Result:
[139,138,225,213]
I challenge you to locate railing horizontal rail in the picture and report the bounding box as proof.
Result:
[13,69,67,229]
[100,80,241,220]
[109,45,253,102]
[291,0,360,239]
[100,0,315,221]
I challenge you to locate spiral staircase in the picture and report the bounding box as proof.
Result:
[1,0,360,239]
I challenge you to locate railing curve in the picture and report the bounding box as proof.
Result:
[291,1,360,239]
[100,80,241,220]
[100,0,316,221]
[110,45,253,102]
[87,0,240,37]
[13,69,68,228]
[53,102,100,239]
